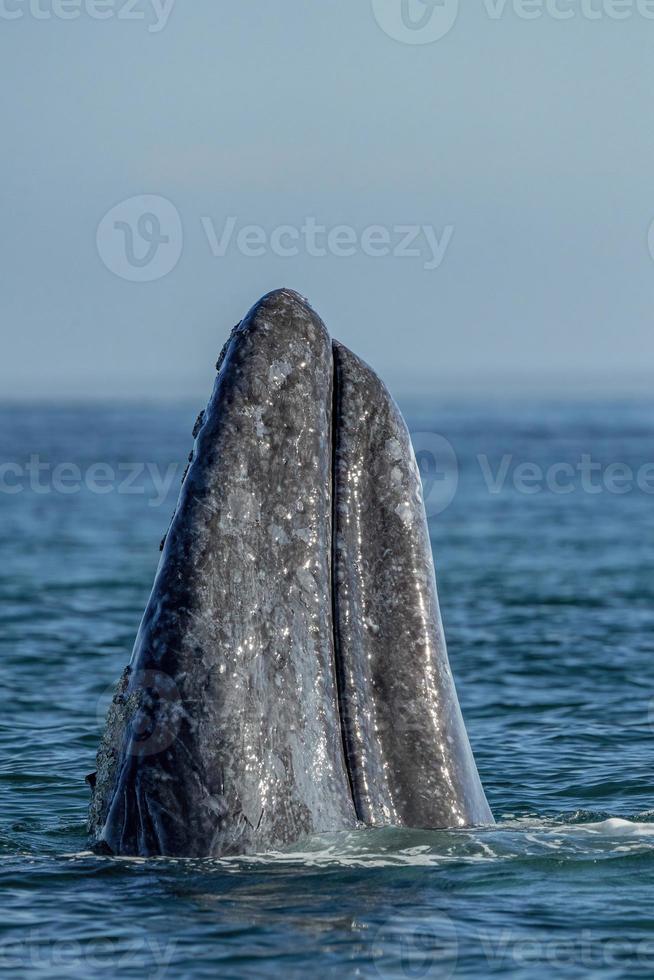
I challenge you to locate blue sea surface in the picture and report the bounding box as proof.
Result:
[1,399,653,979]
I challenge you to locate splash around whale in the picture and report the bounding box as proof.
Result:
[88,288,493,858]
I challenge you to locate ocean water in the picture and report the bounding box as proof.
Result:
[1,398,653,979]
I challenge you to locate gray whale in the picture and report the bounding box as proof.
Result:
[89,288,492,857]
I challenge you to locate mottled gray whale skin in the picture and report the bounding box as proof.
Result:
[332,342,493,829]
[89,289,357,856]
[90,288,492,858]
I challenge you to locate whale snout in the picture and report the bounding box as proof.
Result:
[89,290,492,858]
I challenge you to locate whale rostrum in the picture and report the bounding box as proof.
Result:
[89,289,493,857]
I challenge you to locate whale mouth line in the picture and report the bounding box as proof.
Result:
[330,343,361,824]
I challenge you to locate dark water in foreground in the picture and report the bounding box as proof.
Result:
[1,399,653,979]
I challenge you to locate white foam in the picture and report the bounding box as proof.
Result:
[45,817,654,869]
[578,818,654,837]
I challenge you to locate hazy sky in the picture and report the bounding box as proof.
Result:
[1,1,653,400]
